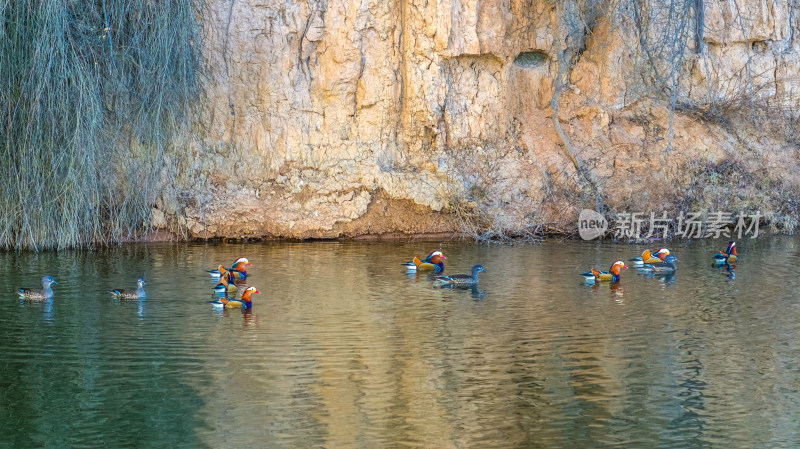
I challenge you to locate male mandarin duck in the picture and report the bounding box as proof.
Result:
[714,241,738,264]
[211,264,230,280]
[213,264,240,284]
[207,257,250,281]
[403,250,446,273]
[18,276,57,300]
[209,286,260,310]
[227,257,250,281]
[213,271,238,294]
[629,248,670,266]
[109,278,146,300]
[581,261,627,283]
[643,254,679,273]
[433,265,486,286]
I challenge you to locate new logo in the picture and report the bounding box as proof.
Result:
[578,209,607,240]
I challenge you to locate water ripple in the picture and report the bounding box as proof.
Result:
[0,239,799,447]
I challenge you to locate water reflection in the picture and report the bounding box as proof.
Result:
[137,298,146,319]
[634,266,677,283]
[438,283,487,300]
[588,281,625,298]
[717,262,736,279]
[0,238,798,447]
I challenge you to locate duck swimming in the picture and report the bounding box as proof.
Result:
[208,257,250,281]
[714,241,738,264]
[209,286,260,310]
[109,278,147,299]
[213,272,238,294]
[643,254,679,273]
[629,248,669,266]
[403,250,446,273]
[18,276,57,300]
[581,261,627,283]
[433,265,486,286]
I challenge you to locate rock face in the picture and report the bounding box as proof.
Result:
[157,0,800,239]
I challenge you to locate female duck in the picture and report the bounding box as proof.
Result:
[210,286,260,310]
[403,250,446,273]
[581,261,627,283]
[109,278,146,299]
[433,265,486,286]
[644,254,679,273]
[629,248,669,266]
[18,276,58,300]
[714,241,738,264]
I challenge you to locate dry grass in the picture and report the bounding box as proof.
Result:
[0,0,203,250]
[440,141,589,244]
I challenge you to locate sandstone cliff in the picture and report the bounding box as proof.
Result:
[155,0,800,240]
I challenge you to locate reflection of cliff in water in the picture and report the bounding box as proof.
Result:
[0,235,799,447]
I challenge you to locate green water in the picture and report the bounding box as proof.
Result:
[0,237,799,448]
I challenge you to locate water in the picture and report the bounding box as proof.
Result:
[1,237,799,448]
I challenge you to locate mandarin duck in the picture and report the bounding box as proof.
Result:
[714,241,738,264]
[433,265,486,286]
[581,261,627,283]
[18,276,58,301]
[403,250,446,273]
[209,286,260,310]
[643,254,679,273]
[213,269,238,294]
[629,248,669,266]
[109,278,146,299]
[207,257,250,281]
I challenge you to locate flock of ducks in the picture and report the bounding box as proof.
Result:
[16,257,260,309]
[207,257,260,309]
[580,241,739,284]
[14,241,740,303]
[17,276,148,301]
